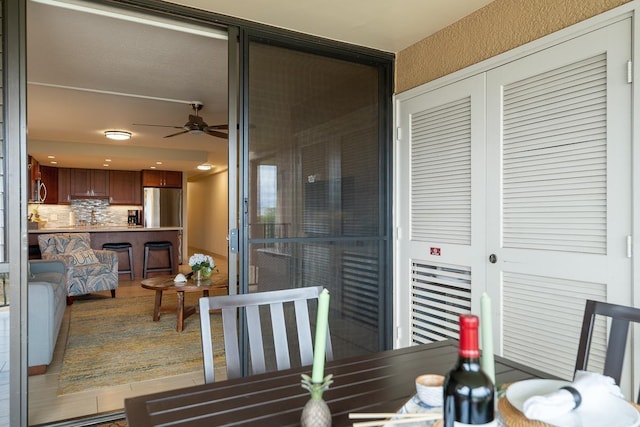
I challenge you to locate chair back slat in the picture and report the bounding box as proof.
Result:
[246,305,267,374]
[222,306,242,379]
[269,302,292,371]
[199,286,332,384]
[198,298,215,384]
[575,299,640,403]
[603,317,630,382]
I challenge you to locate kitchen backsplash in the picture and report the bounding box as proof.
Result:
[28,200,141,228]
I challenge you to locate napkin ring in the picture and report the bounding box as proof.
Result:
[560,386,582,409]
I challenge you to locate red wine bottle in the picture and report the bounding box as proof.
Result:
[443,314,496,426]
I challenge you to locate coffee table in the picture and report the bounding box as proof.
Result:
[140,273,229,332]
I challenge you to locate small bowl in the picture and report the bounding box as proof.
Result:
[415,374,444,407]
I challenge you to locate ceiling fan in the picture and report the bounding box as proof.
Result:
[133,103,228,139]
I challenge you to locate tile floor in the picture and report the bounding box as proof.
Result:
[1,249,228,425]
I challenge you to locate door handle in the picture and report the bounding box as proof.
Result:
[489,254,497,264]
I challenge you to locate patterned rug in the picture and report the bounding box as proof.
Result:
[58,293,224,395]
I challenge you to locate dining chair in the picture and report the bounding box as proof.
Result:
[574,299,640,403]
[199,286,333,384]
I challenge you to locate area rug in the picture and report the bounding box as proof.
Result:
[58,293,224,395]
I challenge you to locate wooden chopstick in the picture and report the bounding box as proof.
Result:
[350,412,442,427]
[349,413,437,419]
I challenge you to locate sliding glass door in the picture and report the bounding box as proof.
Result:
[240,34,393,366]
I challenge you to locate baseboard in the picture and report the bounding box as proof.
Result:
[28,364,47,376]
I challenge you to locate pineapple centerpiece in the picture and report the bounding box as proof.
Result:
[300,374,333,427]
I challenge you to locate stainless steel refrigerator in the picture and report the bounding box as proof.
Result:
[143,188,183,228]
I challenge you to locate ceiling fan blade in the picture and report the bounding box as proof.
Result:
[205,129,229,139]
[208,124,228,130]
[133,123,183,129]
[164,130,189,138]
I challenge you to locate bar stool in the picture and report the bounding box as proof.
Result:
[143,241,174,278]
[102,242,134,280]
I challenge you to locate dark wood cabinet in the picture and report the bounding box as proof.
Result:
[70,168,109,197]
[109,170,142,205]
[39,165,58,204]
[58,168,71,204]
[28,156,40,203]
[142,170,182,188]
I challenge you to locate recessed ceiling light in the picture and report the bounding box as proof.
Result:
[197,163,213,171]
[104,130,131,140]
[50,161,57,165]
[156,161,163,165]
[103,164,110,167]
[47,155,55,159]
[105,159,112,162]
[150,166,156,169]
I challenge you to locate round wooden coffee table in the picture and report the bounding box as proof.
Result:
[141,273,229,332]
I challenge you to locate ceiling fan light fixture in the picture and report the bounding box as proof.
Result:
[104,130,132,140]
[197,163,213,171]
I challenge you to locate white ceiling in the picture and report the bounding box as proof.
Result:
[26,0,494,178]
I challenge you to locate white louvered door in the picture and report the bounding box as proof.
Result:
[395,74,486,346]
[486,18,632,389]
[396,17,633,396]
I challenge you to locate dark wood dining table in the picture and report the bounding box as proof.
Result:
[124,340,553,426]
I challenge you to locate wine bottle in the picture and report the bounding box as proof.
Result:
[443,314,496,427]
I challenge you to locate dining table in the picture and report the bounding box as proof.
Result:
[124,339,554,426]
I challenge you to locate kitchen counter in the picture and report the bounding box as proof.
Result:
[28,227,182,279]
[28,226,182,233]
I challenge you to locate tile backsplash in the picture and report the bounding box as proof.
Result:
[28,200,141,228]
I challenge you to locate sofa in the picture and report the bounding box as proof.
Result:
[27,259,67,375]
[37,232,118,304]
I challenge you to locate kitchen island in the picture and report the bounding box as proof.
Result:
[28,226,182,279]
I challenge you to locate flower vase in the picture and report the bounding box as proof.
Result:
[201,267,212,279]
[300,374,332,427]
[194,269,203,281]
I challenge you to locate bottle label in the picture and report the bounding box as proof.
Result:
[453,420,497,427]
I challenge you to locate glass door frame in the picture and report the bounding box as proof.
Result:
[236,28,395,375]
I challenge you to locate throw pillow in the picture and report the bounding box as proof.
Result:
[70,249,100,266]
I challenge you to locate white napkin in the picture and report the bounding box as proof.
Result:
[523,371,624,424]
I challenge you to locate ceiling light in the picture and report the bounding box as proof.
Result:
[197,163,213,171]
[104,130,131,140]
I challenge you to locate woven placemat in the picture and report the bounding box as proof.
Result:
[497,396,552,427]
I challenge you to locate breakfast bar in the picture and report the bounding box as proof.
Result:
[28,227,182,279]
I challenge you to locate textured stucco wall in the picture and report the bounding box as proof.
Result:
[396,0,630,93]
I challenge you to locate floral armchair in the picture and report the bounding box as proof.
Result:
[37,232,118,303]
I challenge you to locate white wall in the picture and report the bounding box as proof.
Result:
[187,170,229,257]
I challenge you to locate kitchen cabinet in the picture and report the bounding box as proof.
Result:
[109,170,142,205]
[70,168,109,197]
[39,165,58,204]
[142,170,182,188]
[28,156,40,203]
[58,168,71,204]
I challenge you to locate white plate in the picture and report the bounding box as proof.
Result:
[506,379,640,427]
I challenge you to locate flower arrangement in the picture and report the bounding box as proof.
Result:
[189,253,216,271]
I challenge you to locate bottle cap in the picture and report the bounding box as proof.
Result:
[459,314,480,358]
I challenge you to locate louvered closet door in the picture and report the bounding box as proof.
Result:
[395,74,486,347]
[486,18,632,389]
